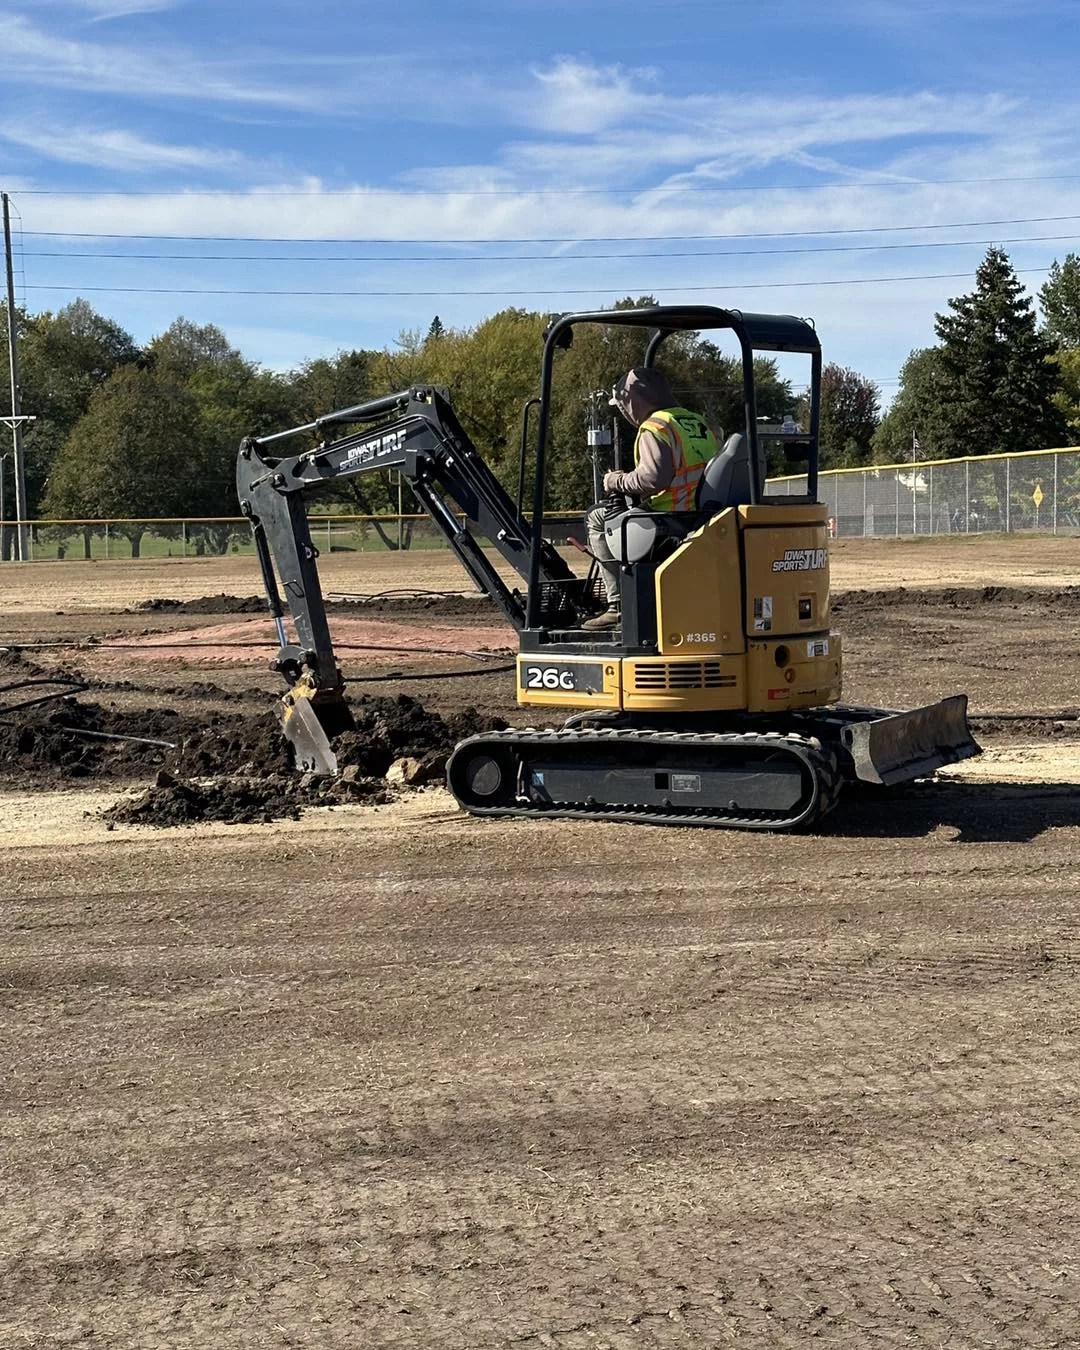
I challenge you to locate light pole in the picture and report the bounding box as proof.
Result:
[0,450,9,561]
[586,390,613,502]
[3,192,31,561]
[0,425,34,560]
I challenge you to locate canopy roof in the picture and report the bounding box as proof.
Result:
[547,304,820,355]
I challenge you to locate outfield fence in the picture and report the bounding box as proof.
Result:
[776,446,1080,538]
[0,512,590,562]
[1,447,1078,561]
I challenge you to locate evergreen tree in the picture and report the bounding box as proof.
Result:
[426,315,445,342]
[1039,254,1080,349]
[1050,349,1080,440]
[933,246,1065,457]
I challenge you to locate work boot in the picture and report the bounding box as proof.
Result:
[581,605,621,632]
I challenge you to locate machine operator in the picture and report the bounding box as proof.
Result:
[582,367,719,631]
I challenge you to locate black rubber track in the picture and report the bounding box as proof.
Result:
[447,727,843,832]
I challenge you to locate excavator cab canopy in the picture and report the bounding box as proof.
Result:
[525,304,822,630]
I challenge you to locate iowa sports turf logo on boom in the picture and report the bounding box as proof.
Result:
[772,547,827,573]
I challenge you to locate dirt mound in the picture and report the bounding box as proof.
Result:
[0,690,505,785]
[325,592,493,619]
[0,698,188,779]
[104,768,389,828]
[832,584,1080,615]
[969,713,1080,739]
[3,667,507,826]
[139,594,266,614]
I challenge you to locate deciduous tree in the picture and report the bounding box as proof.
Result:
[43,366,202,557]
[1,298,138,513]
[872,348,955,463]
[147,318,295,549]
[813,363,880,467]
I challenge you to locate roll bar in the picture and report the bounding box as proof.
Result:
[524,305,822,631]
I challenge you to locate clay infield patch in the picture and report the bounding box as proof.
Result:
[96,615,514,667]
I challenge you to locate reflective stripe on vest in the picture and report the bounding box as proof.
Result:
[635,407,718,512]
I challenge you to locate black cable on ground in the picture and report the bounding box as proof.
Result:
[1,640,512,660]
[0,717,180,749]
[0,676,87,694]
[326,588,485,602]
[0,677,90,717]
[343,663,515,684]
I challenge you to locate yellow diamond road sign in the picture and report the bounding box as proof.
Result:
[1033,484,1045,508]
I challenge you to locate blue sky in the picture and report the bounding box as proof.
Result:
[2,0,1078,399]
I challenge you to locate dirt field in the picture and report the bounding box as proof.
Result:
[5,531,1080,611]
[3,539,1080,1348]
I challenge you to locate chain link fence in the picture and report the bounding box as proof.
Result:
[0,513,591,562]
[773,447,1080,537]
[1,449,1077,560]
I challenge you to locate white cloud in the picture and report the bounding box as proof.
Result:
[79,0,178,18]
[499,65,1022,186]
[20,0,179,17]
[0,11,336,109]
[6,54,1079,382]
[0,122,248,172]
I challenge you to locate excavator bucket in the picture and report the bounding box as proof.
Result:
[280,689,349,776]
[282,698,337,775]
[840,694,980,787]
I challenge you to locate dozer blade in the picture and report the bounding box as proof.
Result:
[281,694,339,775]
[840,694,980,787]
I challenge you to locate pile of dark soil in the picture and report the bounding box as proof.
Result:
[832,584,1080,616]
[0,686,503,784]
[2,648,507,824]
[138,594,266,615]
[969,712,1080,739]
[325,592,492,619]
[104,768,389,828]
[0,698,284,780]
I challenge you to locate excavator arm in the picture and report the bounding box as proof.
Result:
[236,385,575,772]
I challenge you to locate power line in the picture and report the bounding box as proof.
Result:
[17,213,1080,246]
[21,231,1080,265]
[21,265,1055,298]
[11,172,1080,197]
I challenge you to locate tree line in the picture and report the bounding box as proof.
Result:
[1,250,1078,555]
[0,295,801,554]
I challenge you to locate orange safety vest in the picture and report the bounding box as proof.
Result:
[635,407,718,512]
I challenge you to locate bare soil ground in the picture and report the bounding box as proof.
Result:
[3,531,1080,612]
[3,538,1080,1348]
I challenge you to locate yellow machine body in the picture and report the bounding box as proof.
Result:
[516,503,842,714]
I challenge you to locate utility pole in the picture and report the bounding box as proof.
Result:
[586,390,613,501]
[3,192,31,562]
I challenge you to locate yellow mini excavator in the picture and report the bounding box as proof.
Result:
[237,304,978,830]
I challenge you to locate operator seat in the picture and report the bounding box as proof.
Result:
[695,432,766,514]
[602,432,767,565]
